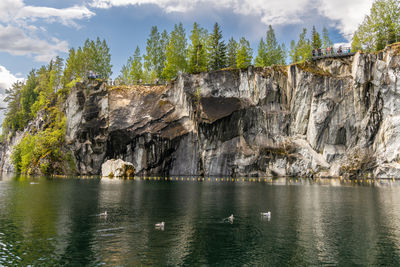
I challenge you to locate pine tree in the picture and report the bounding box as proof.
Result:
[188,22,208,73]
[290,28,312,63]
[255,38,267,67]
[322,27,332,48]
[226,37,238,68]
[144,26,161,78]
[208,23,227,70]
[352,0,400,51]
[162,23,188,80]
[236,37,252,68]
[78,37,112,79]
[131,46,143,83]
[289,40,298,63]
[299,28,312,61]
[118,61,132,85]
[265,25,286,65]
[159,30,169,78]
[63,48,76,86]
[99,39,112,79]
[255,26,285,67]
[311,26,322,50]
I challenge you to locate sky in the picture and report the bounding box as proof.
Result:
[0,0,375,109]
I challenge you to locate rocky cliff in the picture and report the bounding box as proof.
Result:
[2,44,400,178]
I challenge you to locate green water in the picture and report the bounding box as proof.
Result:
[0,176,400,266]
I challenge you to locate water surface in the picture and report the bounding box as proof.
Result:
[0,176,400,266]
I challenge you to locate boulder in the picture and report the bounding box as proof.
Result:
[101,159,135,177]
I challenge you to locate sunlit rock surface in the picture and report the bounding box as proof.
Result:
[101,159,135,177]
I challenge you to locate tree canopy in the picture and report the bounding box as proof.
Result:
[352,0,400,52]
[162,23,188,80]
[208,23,227,70]
[188,22,208,73]
[255,25,286,66]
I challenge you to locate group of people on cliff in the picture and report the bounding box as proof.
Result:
[312,46,352,57]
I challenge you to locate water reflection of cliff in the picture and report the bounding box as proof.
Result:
[1,177,400,265]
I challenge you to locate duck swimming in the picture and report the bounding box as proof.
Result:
[155,222,165,229]
[99,211,107,216]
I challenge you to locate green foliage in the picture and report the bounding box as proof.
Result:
[289,28,312,63]
[63,37,112,83]
[32,58,64,117]
[11,107,66,175]
[131,47,144,82]
[144,26,167,79]
[352,0,400,51]
[188,22,208,73]
[255,25,286,67]
[208,23,227,70]
[255,38,267,67]
[118,46,144,84]
[226,37,238,68]
[236,37,252,68]
[322,27,332,48]
[311,26,322,50]
[162,23,188,80]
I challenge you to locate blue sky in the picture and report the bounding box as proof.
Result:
[0,0,374,96]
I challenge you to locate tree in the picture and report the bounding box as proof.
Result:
[96,38,113,79]
[311,26,322,50]
[322,27,332,48]
[2,81,24,133]
[255,26,285,67]
[298,28,312,61]
[131,46,143,82]
[162,23,188,80]
[255,38,267,67]
[118,61,132,85]
[159,30,169,78]
[290,28,312,63]
[63,48,76,86]
[236,37,252,68]
[208,23,227,70]
[188,22,208,73]
[144,26,161,79]
[289,40,299,63]
[265,25,286,65]
[63,38,112,80]
[352,0,400,51]
[226,37,238,68]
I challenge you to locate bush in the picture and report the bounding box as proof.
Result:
[11,109,66,175]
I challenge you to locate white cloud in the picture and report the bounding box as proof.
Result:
[0,65,22,93]
[318,0,374,38]
[91,0,310,24]
[0,0,95,62]
[90,0,373,39]
[0,0,94,26]
[0,65,23,112]
[0,24,68,62]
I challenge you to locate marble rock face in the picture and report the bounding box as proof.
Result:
[2,45,400,178]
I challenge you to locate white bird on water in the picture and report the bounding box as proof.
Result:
[228,214,234,222]
[260,211,271,217]
[99,211,107,217]
[155,222,165,230]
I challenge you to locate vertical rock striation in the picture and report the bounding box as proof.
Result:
[2,44,400,178]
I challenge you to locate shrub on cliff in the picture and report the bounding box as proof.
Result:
[11,108,68,175]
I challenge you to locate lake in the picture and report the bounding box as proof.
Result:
[1,176,400,266]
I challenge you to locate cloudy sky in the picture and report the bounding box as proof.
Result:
[0,0,374,101]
